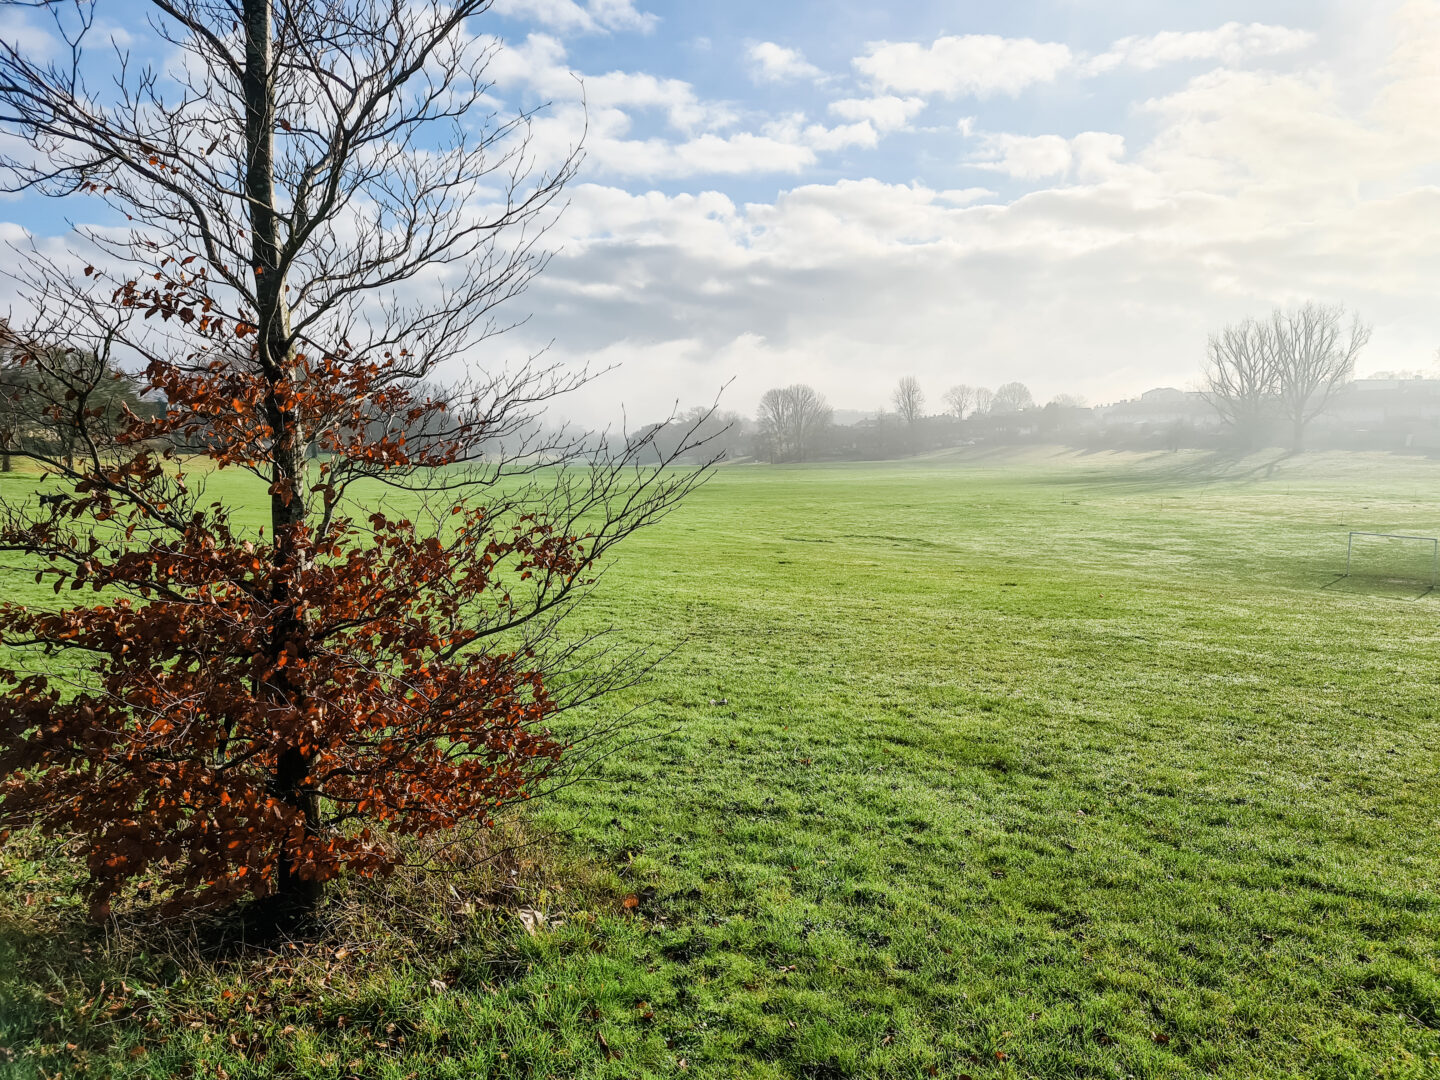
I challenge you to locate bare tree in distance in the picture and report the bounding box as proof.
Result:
[1270,302,1369,451]
[0,0,713,918]
[757,384,832,463]
[992,382,1034,415]
[634,406,748,465]
[942,384,975,419]
[973,387,994,415]
[892,376,925,426]
[1202,316,1278,449]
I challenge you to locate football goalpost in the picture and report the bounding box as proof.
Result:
[1344,531,1440,590]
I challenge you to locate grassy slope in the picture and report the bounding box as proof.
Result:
[3,449,1440,1078]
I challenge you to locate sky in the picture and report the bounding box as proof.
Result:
[5,0,1440,424]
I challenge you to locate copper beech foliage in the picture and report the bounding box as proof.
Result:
[0,269,702,920]
[0,0,712,920]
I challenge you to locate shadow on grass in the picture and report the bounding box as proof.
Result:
[0,824,566,1078]
[1032,449,1304,491]
[1320,573,1437,602]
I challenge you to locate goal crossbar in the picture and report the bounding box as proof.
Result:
[1345,531,1440,588]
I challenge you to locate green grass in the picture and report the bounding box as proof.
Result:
[4,448,1440,1078]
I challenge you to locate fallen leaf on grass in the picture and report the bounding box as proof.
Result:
[517,907,547,934]
[596,1031,620,1060]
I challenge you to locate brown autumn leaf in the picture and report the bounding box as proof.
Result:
[596,1031,620,1060]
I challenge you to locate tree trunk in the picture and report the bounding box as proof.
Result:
[244,0,318,912]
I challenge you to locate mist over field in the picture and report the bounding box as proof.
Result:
[2,2,1440,1079]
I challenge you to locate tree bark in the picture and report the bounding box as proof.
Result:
[244,0,317,911]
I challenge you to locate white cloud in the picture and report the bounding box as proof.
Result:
[480,7,1440,425]
[581,70,737,132]
[1088,22,1317,74]
[971,131,1127,181]
[761,113,878,153]
[803,121,878,152]
[3,10,61,59]
[971,134,1074,179]
[488,0,657,35]
[854,35,1073,98]
[578,113,818,178]
[488,36,912,180]
[486,35,734,132]
[746,42,825,84]
[585,0,658,33]
[828,95,927,132]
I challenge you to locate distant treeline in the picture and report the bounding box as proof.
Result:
[637,303,1440,464]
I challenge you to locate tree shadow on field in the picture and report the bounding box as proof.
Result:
[1035,449,1299,491]
[0,824,563,1077]
[1320,573,1437,602]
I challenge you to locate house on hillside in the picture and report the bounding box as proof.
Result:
[1315,378,1440,449]
[1094,387,1220,432]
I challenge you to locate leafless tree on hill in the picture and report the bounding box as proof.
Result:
[1270,302,1369,451]
[757,384,831,462]
[992,382,1034,415]
[942,384,975,419]
[1203,304,1366,450]
[1202,316,1279,449]
[892,375,925,426]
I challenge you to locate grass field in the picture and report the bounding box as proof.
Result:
[4,448,1440,1078]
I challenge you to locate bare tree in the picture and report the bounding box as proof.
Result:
[635,405,748,464]
[0,330,144,471]
[0,0,712,914]
[992,382,1034,415]
[942,384,975,419]
[973,387,994,415]
[757,384,832,463]
[1202,316,1278,448]
[1270,302,1369,450]
[892,375,925,426]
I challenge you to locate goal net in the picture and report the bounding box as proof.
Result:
[1345,531,1439,590]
